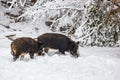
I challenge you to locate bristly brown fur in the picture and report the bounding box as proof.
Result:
[11,37,43,61]
[37,33,79,57]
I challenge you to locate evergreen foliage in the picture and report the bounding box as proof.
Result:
[75,0,119,47]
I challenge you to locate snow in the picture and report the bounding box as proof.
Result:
[0,1,120,80]
[0,46,120,80]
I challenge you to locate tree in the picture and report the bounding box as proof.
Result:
[4,0,120,47]
[75,0,120,46]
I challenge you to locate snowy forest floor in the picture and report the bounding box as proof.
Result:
[0,47,120,80]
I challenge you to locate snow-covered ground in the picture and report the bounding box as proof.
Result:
[0,46,120,80]
[0,2,120,80]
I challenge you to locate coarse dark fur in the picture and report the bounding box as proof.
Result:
[11,37,43,61]
[37,33,79,57]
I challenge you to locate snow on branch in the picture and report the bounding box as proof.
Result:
[8,0,27,10]
[17,0,85,35]
[8,0,17,10]
[18,0,84,19]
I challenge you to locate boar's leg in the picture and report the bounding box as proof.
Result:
[38,50,45,56]
[20,53,25,60]
[29,52,34,59]
[59,49,65,55]
[13,53,20,61]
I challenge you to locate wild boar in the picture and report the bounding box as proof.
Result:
[11,37,43,61]
[37,33,79,57]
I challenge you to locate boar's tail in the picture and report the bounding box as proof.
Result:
[5,34,16,41]
[6,37,14,41]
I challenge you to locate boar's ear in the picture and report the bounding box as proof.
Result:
[37,41,43,46]
[76,41,80,45]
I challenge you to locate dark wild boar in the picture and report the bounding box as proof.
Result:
[11,37,43,61]
[37,33,79,57]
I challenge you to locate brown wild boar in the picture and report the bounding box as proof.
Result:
[37,33,79,57]
[11,37,43,61]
